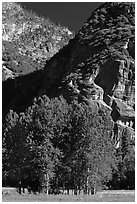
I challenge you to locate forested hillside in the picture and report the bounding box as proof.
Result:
[2,2,74,79]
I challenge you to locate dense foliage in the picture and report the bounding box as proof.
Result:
[3,95,134,194]
[2,41,41,79]
[109,127,135,190]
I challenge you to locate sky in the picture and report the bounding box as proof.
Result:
[21,2,102,33]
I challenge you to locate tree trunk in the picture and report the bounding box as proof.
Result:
[78,188,81,195]
[94,180,97,194]
[72,189,74,195]
[63,183,65,194]
[46,173,49,195]
[67,188,69,195]
[18,181,22,194]
[18,168,22,194]
[74,187,77,195]
[93,187,96,195]
[83,184,86,195]
[23,187,25,193]
[19,187,21,194]
[86,167,90,195]
[56,178,59,194]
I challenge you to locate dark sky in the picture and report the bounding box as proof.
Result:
[21,2,102,33]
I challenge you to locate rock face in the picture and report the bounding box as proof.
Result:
[3,2,135,146]
[42,3,135,137]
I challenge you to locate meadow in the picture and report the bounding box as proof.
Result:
[2,189,135,202]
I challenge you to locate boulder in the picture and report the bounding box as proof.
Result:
[111,97,135,122]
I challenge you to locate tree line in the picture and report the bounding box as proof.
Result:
[2,95,135,194]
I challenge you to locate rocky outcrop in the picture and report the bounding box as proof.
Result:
[2,60,16,80]
[111,97,135,120]
[2,2,135,145]
[42,3,135,138]
[41,3,135,104]
[96,58,135,107]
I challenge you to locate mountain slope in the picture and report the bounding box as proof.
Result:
[2,2,74,80]
[44,2,135,110]
[3,2,135,144]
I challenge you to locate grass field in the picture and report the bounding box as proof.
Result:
[2,189,135,202]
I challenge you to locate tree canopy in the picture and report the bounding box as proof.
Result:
[2,95,134,194]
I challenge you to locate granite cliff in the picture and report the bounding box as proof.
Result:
[42,2,135,146]
[3,2,135,146]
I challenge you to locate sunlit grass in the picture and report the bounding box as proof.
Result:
[2,190,135,202]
